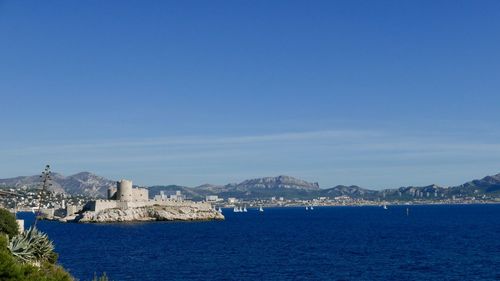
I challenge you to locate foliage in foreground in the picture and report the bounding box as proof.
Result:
[0,234,73,281]
[0,208,73,281]
[0,208,19,238]
[8,226,58,264]
[1,208,110,281]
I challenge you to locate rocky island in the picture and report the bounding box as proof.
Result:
[63,179,224,223]
[72,204,223,223]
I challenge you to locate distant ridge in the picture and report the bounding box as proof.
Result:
[234,175,320,191]
[320,185,378,198]
[1,172,499,200]
[149,175,320,200]
[0,171,115,197]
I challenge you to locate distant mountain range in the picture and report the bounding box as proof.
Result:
[0,172,115,197]
[0,172,499,200]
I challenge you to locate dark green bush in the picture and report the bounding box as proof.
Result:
[0,208,19,238]
[0,208,103,281]
[0,224,73,281]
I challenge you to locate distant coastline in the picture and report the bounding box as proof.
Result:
[1,172,498,220]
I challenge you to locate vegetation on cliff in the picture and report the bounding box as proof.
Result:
[0,208,19,238]
[0,208,72,281]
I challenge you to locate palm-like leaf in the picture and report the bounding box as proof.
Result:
[8,232,36,263]
[28,227,55,261]
[7,226,55,264]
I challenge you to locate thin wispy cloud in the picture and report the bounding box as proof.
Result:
[3,129,500,159]
[1,128,500,188]
[1,129,379,154]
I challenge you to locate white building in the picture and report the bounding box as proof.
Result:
[154,190,185,201]
[170,191,185,201]
[205,195,220,202]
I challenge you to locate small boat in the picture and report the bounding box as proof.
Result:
[259,206,264,212]
[305,206,309,210]
[383,205,388,210]
[233,207,239,213]
[310,206,314,210]
[243,206,248,212]
[218,207,222,213]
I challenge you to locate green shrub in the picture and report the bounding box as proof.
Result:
[0,208,19,238]
[8,227,57,264]
[0,226,73,281]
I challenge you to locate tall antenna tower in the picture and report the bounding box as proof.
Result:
[34,164,52,227]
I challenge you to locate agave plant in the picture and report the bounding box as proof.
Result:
[8,231,36,263]
[8,226,55,264]
[27,226,55,261]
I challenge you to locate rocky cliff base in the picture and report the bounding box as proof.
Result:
[68,205,224,223]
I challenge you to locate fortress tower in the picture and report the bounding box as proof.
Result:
[116,179,133,202]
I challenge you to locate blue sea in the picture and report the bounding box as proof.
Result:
[20,204,500,281]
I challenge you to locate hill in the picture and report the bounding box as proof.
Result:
[0,172,115,197]
[1,172,499,200]
[149,175,321,200]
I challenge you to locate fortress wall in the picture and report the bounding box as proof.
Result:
[132,188,148,201]
[93,200,119,212]
[66,204,83,216]
[85,196,212,213]
[114,200,212,210]
[151,199,213,209]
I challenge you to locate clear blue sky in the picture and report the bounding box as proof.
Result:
[1,0,500,189]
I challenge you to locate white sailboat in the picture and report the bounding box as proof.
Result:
[259,206,264,212]
[218,207,222,213]
[233,207,239,212]
[243,206,248,212]
[383,204,388,210]
[310,206,314,210]
[305,206,309,210]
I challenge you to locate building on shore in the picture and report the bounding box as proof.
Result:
[154,190,185,201]
[66,204,83,216]
[205,195,222,202]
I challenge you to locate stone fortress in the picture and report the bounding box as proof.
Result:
[75,178,223,223]
[107,179,148,202]
[84,179,205,213]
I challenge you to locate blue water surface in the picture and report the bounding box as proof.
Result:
[19,204,500,281]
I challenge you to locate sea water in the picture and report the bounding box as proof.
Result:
[21,204,500,281]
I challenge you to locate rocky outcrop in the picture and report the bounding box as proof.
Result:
[71,205,224,223]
